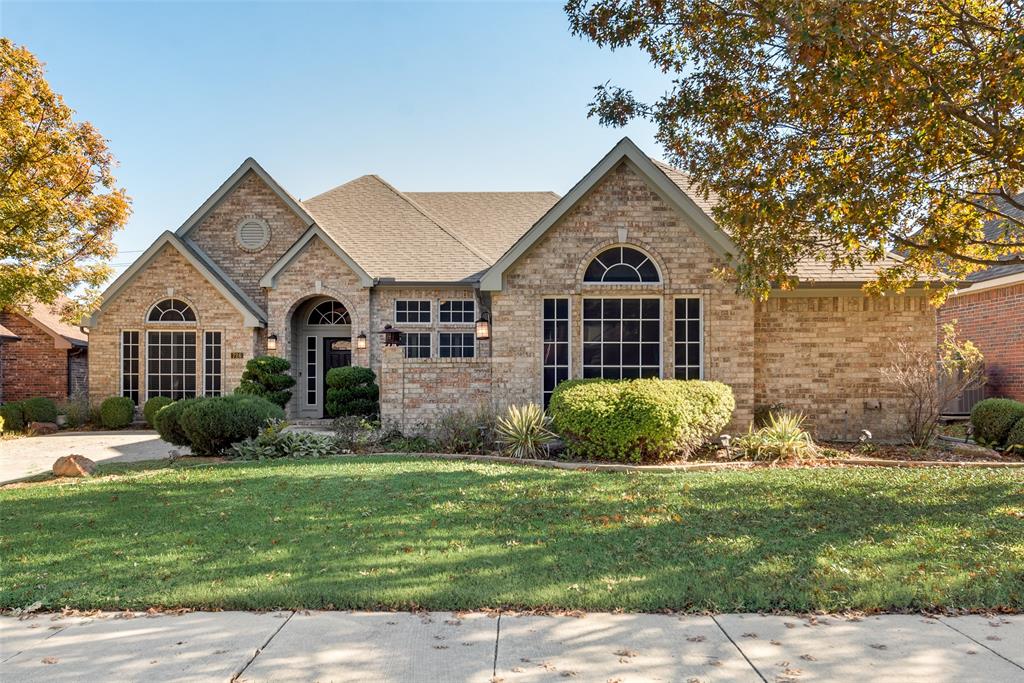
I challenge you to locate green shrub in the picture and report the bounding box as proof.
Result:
[153,398,199,447]
[99,396,135,429]
[143,396,174,427]
[0,402,25,432]
[325,366,379,417]
[21,397,58,423]
[235,355,296,408]
[0,415,4,434]
[59,397,91,428]
[971,398,1024,446]
[228,420,337,460]
[549,378,735,462]
[433,406,497,453]
[734,412,818,462]
[1005,417,1024,455]
[179,394,285,455]
[496,403,556,459]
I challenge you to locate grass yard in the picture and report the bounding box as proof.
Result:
[1,457,1021,613]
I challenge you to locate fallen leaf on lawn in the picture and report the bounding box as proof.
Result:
[742,632,758,638]
[870,644,887,650]
[613,649,637,658]
[770,640,782,645]
[687,635,706,642]
[41,657,58,664]
[800,654,817,661]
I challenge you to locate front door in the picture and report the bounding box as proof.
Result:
[323,337,352,417]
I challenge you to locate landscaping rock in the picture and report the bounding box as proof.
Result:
[28,422,59,435]
[52,454,96,477]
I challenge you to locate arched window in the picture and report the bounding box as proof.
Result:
[307,300,351,325]
[147,299,196,322]
[584,246,660,283]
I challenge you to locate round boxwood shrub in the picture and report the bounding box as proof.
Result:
[549,378,735,463]
[99,396,135,429]
[970,398,1024,447]
[325,366,379,417]
[143,396,174,427]
[1005,416,1024,454]
[154,397,199,447]
[236,355,296,408]
[21,397,58,424]
[179,394,285,455]
[0,402,25,432]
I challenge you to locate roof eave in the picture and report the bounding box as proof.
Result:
[259,226,374,289]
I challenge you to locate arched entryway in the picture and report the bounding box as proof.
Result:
[291,296,353,418]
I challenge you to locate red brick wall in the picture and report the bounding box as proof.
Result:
[937,282,1024,401]
[0,313,69,403]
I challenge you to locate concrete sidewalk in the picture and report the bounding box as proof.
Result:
[1,612,1021,682]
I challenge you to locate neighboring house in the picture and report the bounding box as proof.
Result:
[938,195,1024,405]
[85,138,936,441]
[0,298,89,404]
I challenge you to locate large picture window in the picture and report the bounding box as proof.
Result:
[121,331,140,404]
[146,331,196,400]
[583,247,660,283]
[439,332,475,358]
[674,298,703,380]
[400,332,431,358]
[204,331,222,396]
[147,298,196,322]
[439,299,475,324]
[395,300,431,324]
[582,298,660,379]
[542,298,569,407]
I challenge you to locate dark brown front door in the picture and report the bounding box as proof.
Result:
[323,337,351,416]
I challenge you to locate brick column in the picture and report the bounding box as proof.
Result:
[380,346,404,428]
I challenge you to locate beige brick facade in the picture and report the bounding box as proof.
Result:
[380,346,492,431]
[754,292,936,441]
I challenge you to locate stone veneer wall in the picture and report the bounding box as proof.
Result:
[88,244,256,405]
[0,312,70,402]
[488,160,755,432]
[187,170,311,311]
[937,282,1024,401]
[380,346,492,432]
[754,292,936,441]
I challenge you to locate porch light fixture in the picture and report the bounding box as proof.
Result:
[267,334,278,351]
[474,313,491,340]
[355,332,368,350]
[376,324,402,347]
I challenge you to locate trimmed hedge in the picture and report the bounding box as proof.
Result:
[154,398,199,447]
[971,398,1024,447]
[179,395,285,455]
[21,397,58,424]
[549,378,735,462]
[0,402,25,432]
[99,396,135,429]
[143,396,174,427]
[325,366,379,417]
[236,356,296,408]
[1006,417,1024,454]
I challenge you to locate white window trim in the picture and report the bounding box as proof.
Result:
[438,331,476,358]
[583,245,663,285]
[394,299,432,326]
[438,298,476,326]
[401,330,432,359]
[202,330,224,397]
[541,297,572,406]
[306,335,317,406]
[580,295,664,380]
[672,296,705,380]
[120,329,140,403]
[146,298,198,324]
[145,329,199,401]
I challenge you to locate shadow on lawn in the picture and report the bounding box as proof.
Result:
[1,457,1021,612]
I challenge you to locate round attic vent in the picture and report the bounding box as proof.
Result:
[236,218,270,251]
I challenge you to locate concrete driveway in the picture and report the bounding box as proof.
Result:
[0,430,181,484]
[1,611,1021,682]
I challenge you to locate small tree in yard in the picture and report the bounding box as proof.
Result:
[235,356,296,408]
[882,323,984,446]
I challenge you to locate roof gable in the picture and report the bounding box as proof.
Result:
[87,231,267,328]
[479,137,739,291]
[260,226,374,288]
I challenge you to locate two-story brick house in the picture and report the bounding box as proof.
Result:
[86,138,936,440]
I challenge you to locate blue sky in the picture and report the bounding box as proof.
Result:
[3,1,668,281]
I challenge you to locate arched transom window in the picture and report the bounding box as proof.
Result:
[147,298,196,322]
[307,300,351,325]
[584,246,660,283]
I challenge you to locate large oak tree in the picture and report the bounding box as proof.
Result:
[1,39,130,321]
[566,0,1024,299]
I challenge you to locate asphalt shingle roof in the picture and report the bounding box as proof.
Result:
[968,192,1024,282]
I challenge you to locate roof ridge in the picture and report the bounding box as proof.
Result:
[368,175,494,266]
[303,174,378,204]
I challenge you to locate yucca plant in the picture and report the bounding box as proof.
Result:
[496,403,557,459]
[734,411,818,463]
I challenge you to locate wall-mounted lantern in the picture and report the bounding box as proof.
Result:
[376,324,402,347]
[475,312,491,340]
[355,332,368,350]
[267,334,278,351]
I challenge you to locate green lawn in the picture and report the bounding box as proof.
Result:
[1,457,1021,613]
